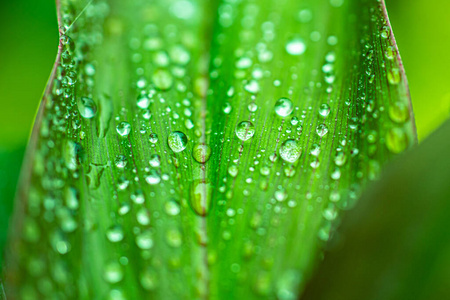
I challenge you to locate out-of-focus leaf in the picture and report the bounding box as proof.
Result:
[3,0,415,299]
[301,120,450,300]
[0,147,25,260]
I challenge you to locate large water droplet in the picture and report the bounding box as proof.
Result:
[316,124,329,137]
[136,93,151,109]
[286,38,306,55]
[152,69,173,90]
[386,127,408,153]
[116,122,131,137]
[279,139,302,163]
[192,143,212,163]
[106,225,124,243]
[189,179,212,216]
[167,131,188,152]
[103,261,124,283]
[274,97,294,117]
[78,97,97,119]
[235,121,255,141]
[318,103,331,118]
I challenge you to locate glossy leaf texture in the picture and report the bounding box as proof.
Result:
[301,120,450,300]
[3,0,416,299]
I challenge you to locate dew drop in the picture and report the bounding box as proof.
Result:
[149,154,161,167]
[104,262,124,284]
[235,121,256,141]
[116,122,131,137]
[152,69,173,90]
[316,124,329,137]
[136,93,151,109]
[192,143,212,163]
[389,102,409,123]
[318,103,331,118]
[78,97,97,119]
[145,169,161,185]
[167,131,188,152]
[106,225,124,243]
[115,155,127,169]
[279,139,302,163]
[386,127,408,153]
[274,97,294,117]
[149,133,159,144]
[286,38,306,55]
[136,230,153,250]
[165,200,181,216]
[189,179,212,216]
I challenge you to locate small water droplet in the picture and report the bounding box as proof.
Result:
[168,131,188,152]
[116,122,131,137]
[318,103,331,118]
[279,139,302,163]
[386,127,408,153]
[316,124,329,137]
[149,133,159,144]
[189,179,212,216]
[235,121,256,141]
[286,38,306,55]
[275,97,294,117]
[192,143,212,163]
[136,93,151,109]
[106,225,124,243]
[78,97,97,119]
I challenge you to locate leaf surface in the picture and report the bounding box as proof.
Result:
[3,0,416,299]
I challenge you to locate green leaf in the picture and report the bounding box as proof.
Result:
[0,147,25,259]
[3,0,416,299]
[301,119,450,300]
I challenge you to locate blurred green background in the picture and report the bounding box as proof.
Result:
[0,0,449,240]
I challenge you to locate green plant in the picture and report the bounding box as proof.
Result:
[1,0,420,299]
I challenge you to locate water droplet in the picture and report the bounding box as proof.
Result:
[228,164,239,177]
[116,122,131,137]
[166,228,182,247]
[318,103,331,118]
[274,188,288,201]
[244,80,260,94]
[276,270,302,300]
[334,152,347,166]
[106,225,124,243]
[136,93,151,109]
[189,179,212,216]
[388,68,401,85]
[316,124,329,137]
[149,133,159,144]
[136,230,153,249]
[149,154,161,167]
[165,200,180,216]
[248,103,258,112]
[235,121,256,141]
[115,155,127,169]
[386,127,408,153]
[274,97,294,117]
[290,116,299,126]
[104,261,124,283]
[145,169,161,185]
[279,139,302,163]
[152,69,173,90]
[389,102,409,123]
[167,131,188,152]
[286,38,306,55]
[78,97,97,119]
[223,102,232,114]
[192,143,212,163]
